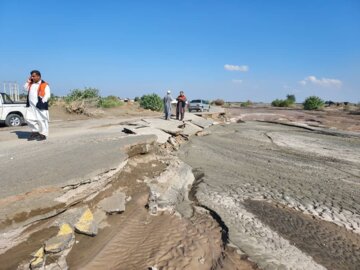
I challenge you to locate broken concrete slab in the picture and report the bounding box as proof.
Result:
[141,118,183,135]
[0,133,157,200]
[122,125,171,144]
[120,120,150,127]
[146,158,195,216]
[168,137,179,150]
[45,223,74,254]
[182,122,203,137]
[183,114,214,129]
[98,192,126,214]
[74,207,98,236]
[148,191,158,215]
[29,247,45,269]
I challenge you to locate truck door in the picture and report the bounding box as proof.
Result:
[0,94,3,119]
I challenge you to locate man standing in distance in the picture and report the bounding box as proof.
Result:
[176,91,187,121]
[163,90,173,120]
[24,70,51,141]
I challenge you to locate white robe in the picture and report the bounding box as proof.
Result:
[24,81,51,136]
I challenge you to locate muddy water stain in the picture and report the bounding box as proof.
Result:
[243,199,360,270]
[0,226,58,270]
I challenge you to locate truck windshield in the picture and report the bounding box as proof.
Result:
[190,100,201,103]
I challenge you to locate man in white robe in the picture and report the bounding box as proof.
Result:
[24,70,51,141]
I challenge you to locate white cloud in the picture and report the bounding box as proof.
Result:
[224,64,249,72]
[232,79,243,84]
[299,75,342,87]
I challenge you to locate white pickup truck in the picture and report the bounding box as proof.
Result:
[0,92,27,126]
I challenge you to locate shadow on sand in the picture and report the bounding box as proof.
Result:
[11,131,31,139]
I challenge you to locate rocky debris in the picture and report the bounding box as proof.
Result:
[196,130,211,137]
[146,159,195,216]
[148,191,158,215]
[45,223,74,254]
[124,136,156,157]
[168,137,179,150]
[120,114,217,145]
[74,207,98,236]
[43,256,69,270]
[29,247,45,269]
[182,122,203,137]
[98,192,126,214]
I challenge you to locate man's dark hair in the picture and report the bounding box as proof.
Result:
[30,70,41,77]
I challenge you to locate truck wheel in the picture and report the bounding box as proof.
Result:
[5,114,23,127]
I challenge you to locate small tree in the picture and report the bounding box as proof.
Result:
[286,94,296,103]
[140,93,163,111]
[303,96,324,110]
[272,94,295,107]
[271,99,291,107]
[65,87,100,102]
[98,96,123,108]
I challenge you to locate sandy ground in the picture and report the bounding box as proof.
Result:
[178,120,360,269]
[227,106,360,132]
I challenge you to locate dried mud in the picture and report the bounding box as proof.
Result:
[178,121,360,269]
[244,199,360,270]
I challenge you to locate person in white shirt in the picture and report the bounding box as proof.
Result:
[24,70,51,141]
[163,90,173,120]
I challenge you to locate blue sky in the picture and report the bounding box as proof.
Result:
[0,0,359,102]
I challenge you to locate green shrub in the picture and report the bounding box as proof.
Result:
[271,99,292,107]
[286,94,296,103]
[98,96,123,108]
[271,94,296,107]
[139,93,163,111]
[134,96,140,102]
[213,99,225,106]
[271,99,282,107]
[241,100,253,107]
[65,87,100,103]
[303,96,324,110]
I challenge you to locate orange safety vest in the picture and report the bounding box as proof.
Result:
[28,80,48,97]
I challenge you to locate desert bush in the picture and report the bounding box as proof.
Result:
[134,96,140,102]
[241,100,253,107]
[303,96,324,110]
[271,99,292,107]
[272,94,295,107]
[48,93,59,107]
[139,93,163,111]
[98,95,123,108]
[212,99,225,106]
[65,87,100,103]
[286,94,296,103]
